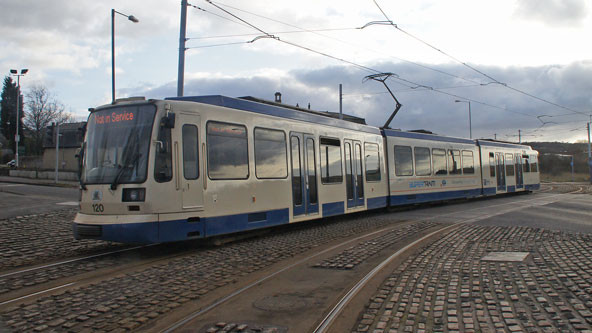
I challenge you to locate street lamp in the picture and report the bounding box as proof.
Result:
[9,68,28,168]
[455,100,472,139]
[111,9,139,103]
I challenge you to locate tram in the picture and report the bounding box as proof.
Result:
[73,95,540,243]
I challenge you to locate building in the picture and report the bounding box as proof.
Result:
[42,122,85,171]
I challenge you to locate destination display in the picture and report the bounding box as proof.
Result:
[93,109,136,125]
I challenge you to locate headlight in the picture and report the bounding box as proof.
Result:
[122,188,146,202]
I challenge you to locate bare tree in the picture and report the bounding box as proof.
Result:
[24,85,72,155]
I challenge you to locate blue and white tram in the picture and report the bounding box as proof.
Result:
[73,95,540,243]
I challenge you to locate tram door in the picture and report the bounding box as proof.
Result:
[178,113,204,209]
[290,133,319,216]
[515,154,524,189]
[495,152,506,191]
[344,140,365,208]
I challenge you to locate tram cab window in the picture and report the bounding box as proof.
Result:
[505,153,515,176]
[414,147,431,176]
[394,145,413,176]
[489,152,495,177]
[207,122,249,180]
[433,149,447,175]
[448,149,461,175]
[254,128,287,179]
[364,143,381,182]
[320,137,343,184]
[522,155,531,172]
[462,150,475,174]
[530,155,538,172]
[154,121,173,183]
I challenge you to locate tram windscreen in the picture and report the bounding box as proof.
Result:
[83,105,156,185]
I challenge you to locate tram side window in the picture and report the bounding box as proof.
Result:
[462,150,475,174]
[523,155,531,172]
[182,125,199,180]
[414,147,431,176]
[320,137,343,184]
[207,122,249,180]
[364,143,381,182]
[394,145,413,176]
[531,155,538,172]
[433,148,447,175]
[254,128,287,179]
[448,149,461,175]
[489,152,495,177]
[154,123,173,183]
[505,153,515,176]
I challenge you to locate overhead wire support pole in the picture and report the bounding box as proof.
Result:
[364,73,402,129]
[588,120,592,184]
[177,0,188,97]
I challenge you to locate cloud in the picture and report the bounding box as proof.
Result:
[514,0,589,27]
[121,60,592,142]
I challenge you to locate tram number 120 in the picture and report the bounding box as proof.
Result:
[92,204,105,213]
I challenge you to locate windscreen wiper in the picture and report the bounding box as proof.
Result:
[110,151,140,191]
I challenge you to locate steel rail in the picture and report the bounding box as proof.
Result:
[163,191,568,332]
[0,244,155,279]
[314,190,580,332]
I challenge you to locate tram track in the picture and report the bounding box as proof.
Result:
[0,190,583,332]
[159,191,577,332]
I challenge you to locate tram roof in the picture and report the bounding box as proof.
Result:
[477,139,535,150]
[165,95,382,135]
[382,128,476,145]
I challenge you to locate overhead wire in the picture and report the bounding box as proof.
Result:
[198,0,543,121]
[370,0,592,118]
[203,0,569,122]
[208,0,487,87]
[186,1,590,142]
[186,28,358,41]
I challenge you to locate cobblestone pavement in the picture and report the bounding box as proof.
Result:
[540,183,592,194]
[354,224,592,332]
[0,213,423,332]
[0,209,124,270]
[314,222,440,270]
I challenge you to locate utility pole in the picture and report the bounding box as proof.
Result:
[177,0,188,97]
[55,123,60,183]
[339,84,343,120]
[587,121,591,184]
[518,129,521,144]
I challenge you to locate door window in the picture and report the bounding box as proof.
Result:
[182,125,199,180]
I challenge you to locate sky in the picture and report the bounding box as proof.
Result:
[1,0,592,144]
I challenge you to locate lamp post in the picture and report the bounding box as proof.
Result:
[111,9,139,103]
[9,68,28,168]
[455,100,472,139]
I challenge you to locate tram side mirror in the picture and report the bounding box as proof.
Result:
[161,113,175,129]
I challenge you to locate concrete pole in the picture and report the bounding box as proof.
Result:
[177,0,188,97]
[55,123,60,183]
[339,84,343,120]
[588,121,592,184]
[468,101,472,139]
[15,78,20,168]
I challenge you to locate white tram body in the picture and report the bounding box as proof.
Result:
[73,95,540,243]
